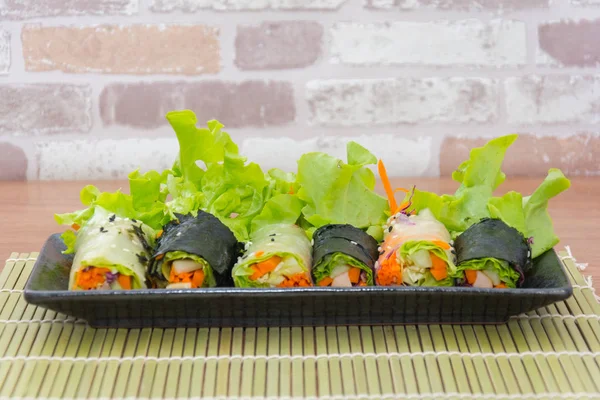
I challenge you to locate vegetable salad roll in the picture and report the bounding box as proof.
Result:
[312,224,378,287]
[69,207,155,291]
[454,218,530,288]
[377,209,456,286]
[149,211,240,288]
[233,224,312,288]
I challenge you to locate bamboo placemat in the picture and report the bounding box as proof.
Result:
[1,249,600,399]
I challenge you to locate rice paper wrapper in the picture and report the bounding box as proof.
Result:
[233,224,312,287]
[150,211,241,287]
[68,207,155,290]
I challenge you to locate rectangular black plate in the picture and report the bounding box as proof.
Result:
[23,233,573,328]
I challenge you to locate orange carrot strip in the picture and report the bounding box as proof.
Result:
[376,252,402,286]
[118,274,132,290]
[155,254,164,261]
[277,273,312,287]
[429,253,448,281]
[255,251,264,257]
[377,159,398,212]
[156,230,163,239]
[394,188,410,193]
[431,240,451,250]
[250,266,263,281]
[192,270,205,288]
[348,268,361,284]
[71,223,80,231]
[318,277,333,287]
[249,256,282,280]
[495,283,507,289]
[465,270,477,285]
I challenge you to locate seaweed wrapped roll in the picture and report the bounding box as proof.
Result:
[454,218,530,288]
[149,211,240,288]
[232,224,312,288]
[69,207,155,291]
[377,209,456,286]
[312,224,378,287]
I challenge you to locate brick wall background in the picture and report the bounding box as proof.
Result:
[0,0,599,180]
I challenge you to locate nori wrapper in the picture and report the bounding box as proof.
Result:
[149,211,242,287]
[312,224,379,275]
[453,218,531,287]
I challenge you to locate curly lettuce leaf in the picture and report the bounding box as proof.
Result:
[409,134,518,233]
[487,191,526,234]
[296,141,388,237]
[250,194,304,234]
[456,258,521,288]
[523,168,571,258]
[166,110,239,188]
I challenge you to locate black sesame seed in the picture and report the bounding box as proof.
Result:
[132,219,137,223]
[109,214,116,222]
[99,227,108,233]
[388,226,393,232]
[271,238,275,242]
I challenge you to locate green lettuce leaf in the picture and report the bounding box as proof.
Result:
[523,168,571,258]
[250,194,304,234]
[487,191,526,234]
[456,258,521,288]
[409,134,518,233]
[312,253,374,286]
[166,110,239,188]
[296,141,388,237]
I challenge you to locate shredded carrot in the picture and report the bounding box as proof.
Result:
[377,159,398,213]
[318,277,333,287]
[155,254,164,261]
[348,268,361,284]
[376,251,402,286]
[250,256,282,280]
[191,270,205,288]
[169,267,194,284]
[117,274,132,290]
[288,184,295,195]
[431,240,451,250]
[255,251,264,257]
[75,267,111,290]
[495,283,507,289]
[394,188,410,193]
[156,230,163,239]
[465,270,477,285]
[429,253,448,281]
[277,273,312,287]
[358,281,368,287]
[71,223,80,231]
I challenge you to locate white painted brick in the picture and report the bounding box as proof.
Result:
[572,0,600,5]
[151,0,346,11]
[0,30,9,74]
[0,0,138,19]
[505,75,600,124]
[36,138,179,180]
[331,20,526,67]
[307,78,498,126]
[241,135,433,176]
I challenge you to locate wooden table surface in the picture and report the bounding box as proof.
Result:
[1,178,598,286]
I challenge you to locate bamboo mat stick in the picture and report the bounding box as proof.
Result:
[348,326,367,395]
[110,329,141,398]
[290,327,304,397]
[315,326,331,397]
[188,328,209,398]
[384,325,406,394]
[251,327,268,397]
[123,328,152,398]
[302,326,317,398]
[393,326,419,395]
[460,325,502,394]
[336,326,357,397]
[428,324,459,394]
[136,328,164,398]
[225,327,244,398]
[408,325,435,393]
[279,327,292,398]
[239,327,256,398]
[200,328,220,397]
[562,250,600,315]
[371,326,395,395]
[176,328,197,399]
[215,328,233,397]
[149,328,176,398]
[439,325,471,394]
[325,326,343,396]
[451,325,484,394]
[265,327,280,397]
